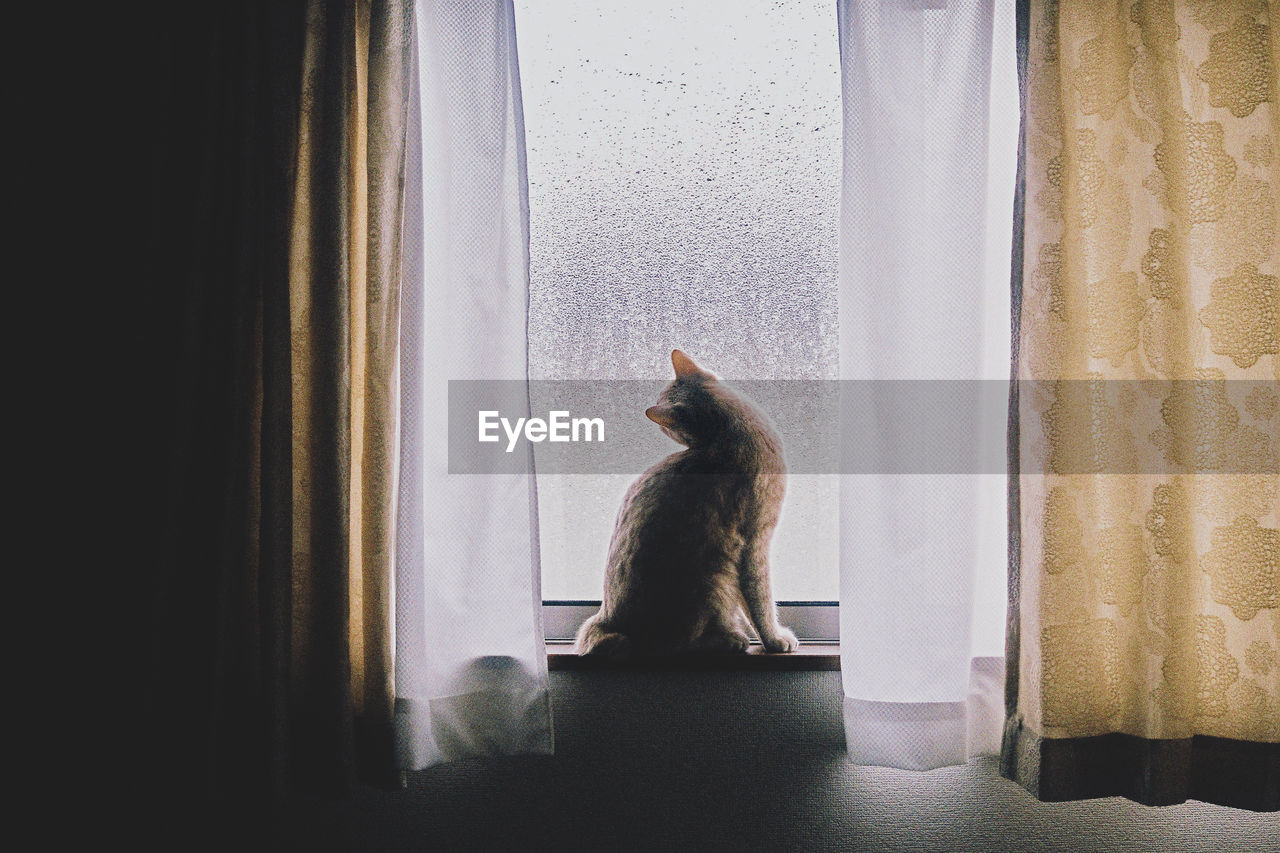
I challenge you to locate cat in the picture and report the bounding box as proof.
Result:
[575,349,799,657]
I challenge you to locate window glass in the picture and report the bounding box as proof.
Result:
[516,0,842,602]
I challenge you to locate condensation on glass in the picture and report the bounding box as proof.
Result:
[515,0,841,601]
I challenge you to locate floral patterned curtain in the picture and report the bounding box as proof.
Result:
[1003,0,1278,810]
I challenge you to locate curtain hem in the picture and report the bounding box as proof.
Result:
[1002,721,1279,811]
[394,677,554,770]
[355,714,404,790]
[844,656,1005,770]
[843,699,969,770]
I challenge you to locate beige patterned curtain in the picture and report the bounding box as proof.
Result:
[1003,0,1278,809]
[288,0,410,789]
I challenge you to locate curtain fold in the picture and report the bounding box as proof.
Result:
[836,0,1009,770]
[355,0,415,780]
[147,0,411,813]
[1003,0,1279,810]
[394,0,553,769]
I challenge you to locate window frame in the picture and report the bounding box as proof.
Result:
[543,600,839,645]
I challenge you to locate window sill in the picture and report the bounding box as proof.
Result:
[547,641,840,671]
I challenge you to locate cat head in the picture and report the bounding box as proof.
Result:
[645,350,720,447]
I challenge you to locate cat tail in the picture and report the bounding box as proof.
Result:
[574,613,632,658]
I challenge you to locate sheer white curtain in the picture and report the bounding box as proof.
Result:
[395,0,552,769]
[837,0,1016,770]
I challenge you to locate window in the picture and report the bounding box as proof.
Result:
[517,0,842,632]
[518,0,1018,653]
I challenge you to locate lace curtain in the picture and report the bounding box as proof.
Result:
[1002,0,1278,810]
[395,0,553,769]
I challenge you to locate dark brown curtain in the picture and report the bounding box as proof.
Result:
[138,0,411,834]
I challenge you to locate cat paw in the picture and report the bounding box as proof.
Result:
[761,627,799,653]
[579,630,632,659]
[698,630,752,654]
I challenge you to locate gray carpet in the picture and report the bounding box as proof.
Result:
[348,671,1278,852]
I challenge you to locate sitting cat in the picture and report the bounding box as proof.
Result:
[575,349,798,657]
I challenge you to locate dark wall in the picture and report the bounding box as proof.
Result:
[100,1,309,831]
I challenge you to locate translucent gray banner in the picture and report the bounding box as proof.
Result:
[447,380,1279,475]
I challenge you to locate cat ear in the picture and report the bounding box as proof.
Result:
[671,349,705,379]
[645,405,680,429]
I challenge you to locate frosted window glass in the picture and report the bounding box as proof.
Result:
[515,0,842,602]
